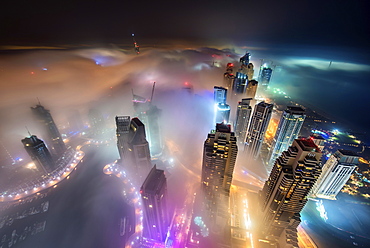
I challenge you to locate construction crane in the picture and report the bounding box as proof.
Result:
[132,34,140,54]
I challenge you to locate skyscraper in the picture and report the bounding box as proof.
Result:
[31,104,66,157]
[214,86,227,104]
[115,116,131,160]
[215,102,230,124]
[245,101,273,159]
[201,123,237,227]
[245,79,258,99]
[258,63,273,91]
[232,72,247,94]
[267,106,306,171]
[127,118,152,178]
[223,63,235,89]
[22,135,55,173]
[240,51,250,65]
[132,92,162,157]
[234,98,252,147]
[140,165,169,242]
[309,134,325,151]
[310,149,359,200]
[260,139,322,247]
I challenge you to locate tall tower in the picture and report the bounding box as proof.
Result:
[267,106,306,171]
[214,86,227,104]
[232,72,247,94]
[31,104,66,157]
[22,135,55,173]
[234,98,252,147]
[260,139,322,246]
[140,165,169,242]
[127,118,152,179]
[245,101,273,159]
[201,123,237,227]
[246,79,258,99]
[215,102,230,124]
[240,51,251,65]
[258,63,273,91]
[310,149,359,200]
[223,63,235,89]
[115,116,131,160]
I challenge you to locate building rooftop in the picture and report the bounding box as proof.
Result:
[287,106,305,114]
[338,149,359,157]
[216,123,231,133]
[141,165,165,194]
[296,138,320,152]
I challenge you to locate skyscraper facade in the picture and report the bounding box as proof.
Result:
[215,102,230,124]
[214,86,227,104]
[267,106,306,171]
[239,51,250,65]
[260,139,322,247]
[31,104,66,157]
[115,116,131,160]
[223,63,235,89]
[201,123,237,227]
[232,72,247,94]
[258,64,273,90]
[245,101,273,159]
[234,98,252,147]
[245,79,258,99]
[310,149,359,200]
[22,135,55,173]
[140,165,169,242]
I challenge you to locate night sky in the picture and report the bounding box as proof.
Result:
[1,0,369,52]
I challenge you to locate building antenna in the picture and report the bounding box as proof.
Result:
[132,34,140,55]
[25,126,32,136]
[150,82,156,103]
[36,97,41,105]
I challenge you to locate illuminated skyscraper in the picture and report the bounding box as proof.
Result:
[140,165,169,242]
[258,63,273,90]
[245,101,273,159]
[214,86,227,104]
[115,116,131,160]
[267,106,306,171]
[215,102,230,124]
[246,79,258,99]
[31,104,66,157]
[260,139,322,247]
[22,135,55,173]
[310,149,359,200]
[201,123,237,227]
[232,72,247,94]
[234,98,252,147]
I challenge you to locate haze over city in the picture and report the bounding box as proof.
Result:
[1,1,370,248]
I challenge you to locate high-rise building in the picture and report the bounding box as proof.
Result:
[267,106,306,171]
[22,135,56,173]
[201,123,237,227]
[310,149,359,200]
[223,63,235,89]
[31,104,66,157]
[260,139,322,247]
[115,116,131,160]
[245,101,273,159]
[245,79,258,99]
[215,102,230,124]
[240,52,251,65]
[258,63,273,90]
[132,92,162,157]
[140,165,169,242]
[214,86,227,104]
[127,118,152,178]
[232,72,247,94]
[234,98,252,147]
